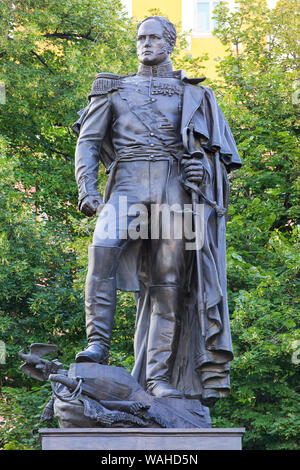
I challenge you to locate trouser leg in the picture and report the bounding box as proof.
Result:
[146,212,188,397]
[146,285,183,397]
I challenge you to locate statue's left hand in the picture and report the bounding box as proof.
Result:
[182,158,205,184]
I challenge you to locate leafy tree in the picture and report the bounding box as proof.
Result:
[0,0,137,449]
[209,0,300,449]
[0,0,138,224]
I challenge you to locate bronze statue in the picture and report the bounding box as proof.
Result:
[73,16,241,407]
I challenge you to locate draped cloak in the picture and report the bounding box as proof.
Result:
[73,70,242,400]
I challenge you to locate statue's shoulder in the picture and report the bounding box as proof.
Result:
[180,71,208,97]
[89,72,136,96]
[197,85,219,102]
[183,78,217,102]
[180,69,206,86]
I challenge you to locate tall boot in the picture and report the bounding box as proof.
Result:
[146,285,183,398]
[75,245,121,364]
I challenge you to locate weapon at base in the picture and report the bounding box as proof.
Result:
[19,343,64,381]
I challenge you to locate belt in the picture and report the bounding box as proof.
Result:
[104,154,225,217]
[105,154,182,206]
[105,154,181,174]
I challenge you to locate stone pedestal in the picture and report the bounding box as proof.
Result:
[39,427,245,450]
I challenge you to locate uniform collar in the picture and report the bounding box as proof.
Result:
[137,61,174,77]
[136,64,206,83]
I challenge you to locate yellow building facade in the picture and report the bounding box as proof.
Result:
[122,0,278,79]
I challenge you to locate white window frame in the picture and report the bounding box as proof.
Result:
[194,0,219,36]
[182,0,236,38]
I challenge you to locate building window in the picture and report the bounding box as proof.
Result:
[195,1,220,33]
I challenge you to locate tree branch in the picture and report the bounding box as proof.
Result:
[30,50,55,75]
[43,30,95,42]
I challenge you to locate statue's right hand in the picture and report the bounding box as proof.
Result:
[78,193,103,217]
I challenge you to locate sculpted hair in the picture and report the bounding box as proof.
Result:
[136,16,177,53]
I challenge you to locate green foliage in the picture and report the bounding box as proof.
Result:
[0,0,137,225]
[0,384,55,450]
[209,0,300,450]
[0,0,137,449]
[110,292,136,371]
[0,143,85,385]
[0,0,299,451]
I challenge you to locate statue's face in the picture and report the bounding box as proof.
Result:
[136,19,170,66]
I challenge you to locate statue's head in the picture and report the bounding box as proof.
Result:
[136,16,176,66]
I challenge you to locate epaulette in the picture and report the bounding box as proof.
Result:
[183,76,206,85]
[89,72,135,97]
[96,72,126,80]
